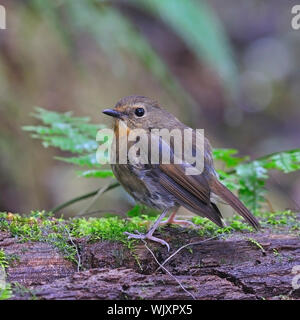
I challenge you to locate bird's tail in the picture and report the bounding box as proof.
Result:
[210,178,260,230]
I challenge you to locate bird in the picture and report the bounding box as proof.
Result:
[102,95,260,250]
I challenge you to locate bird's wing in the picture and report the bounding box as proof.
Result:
[157,164,224,227]
[148,129,260,230]
[149,133,223,226]
[159,163,211,204]
[150,130,212,205]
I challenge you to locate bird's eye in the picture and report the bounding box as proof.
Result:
[135,107,145,117]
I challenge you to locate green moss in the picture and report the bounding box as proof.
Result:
[0,283,12,300]
[46,227,79,265]
[247,237,266,254]
[0,212,78,264]
[0,249,9,269]
[0,249,13,300]
[0,211,156,265]
[192,215,254,237]
[0,209,298,261]
[69,215,149,243]
[0,211,54,241]
[0,209,297,299]
[259,210,299,229]
[192,210,299,237]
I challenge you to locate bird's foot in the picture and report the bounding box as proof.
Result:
[160,216,197,228]
[124,230,170,251]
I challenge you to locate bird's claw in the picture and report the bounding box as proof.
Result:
[124,230,170,251]
[160,217,197,228]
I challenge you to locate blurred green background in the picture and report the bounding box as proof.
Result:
[0,0,299,215]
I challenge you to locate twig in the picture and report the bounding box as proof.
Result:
[141,238,196,300]
[155,235,220,273]
[51,182,120,213]
[77,181,115,216]
[63,225,81,272]
[265,197,275,213]
[79,209,127,217]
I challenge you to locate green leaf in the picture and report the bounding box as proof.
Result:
[55,154,101,167]
[23,125,63,135]
[127,204,143,217]
[213,148,248,168]
[23,108,113,180]
[236,161,268,212]
[216,169,240,191]
[216,149,300,212]
[23,108,101,154]
[260,149,300,173]
[42,136,97,153]
[77,170,114,178]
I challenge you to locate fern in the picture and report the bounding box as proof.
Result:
[77,170,114,178]
[215,148,300,212]
[55,154,99,168]
[236,161,268,212]
[260,149,300,173]
[213,148,248,168]
[23,108,110,174]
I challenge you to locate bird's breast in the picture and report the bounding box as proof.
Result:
[111,163,176,210]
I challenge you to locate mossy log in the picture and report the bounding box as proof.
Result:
[1,227,300,300]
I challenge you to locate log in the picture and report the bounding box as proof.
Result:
[1,228,300,300]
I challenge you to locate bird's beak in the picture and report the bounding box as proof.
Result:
[102,108,122,119]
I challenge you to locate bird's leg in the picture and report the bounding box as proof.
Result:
[160,208,196,227]
[124,208,170,251]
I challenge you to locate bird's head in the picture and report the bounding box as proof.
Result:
[102,95,177,131]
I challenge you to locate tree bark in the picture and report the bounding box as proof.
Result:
[1,229,300,300]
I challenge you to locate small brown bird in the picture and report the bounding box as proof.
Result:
[103,95,260,250]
